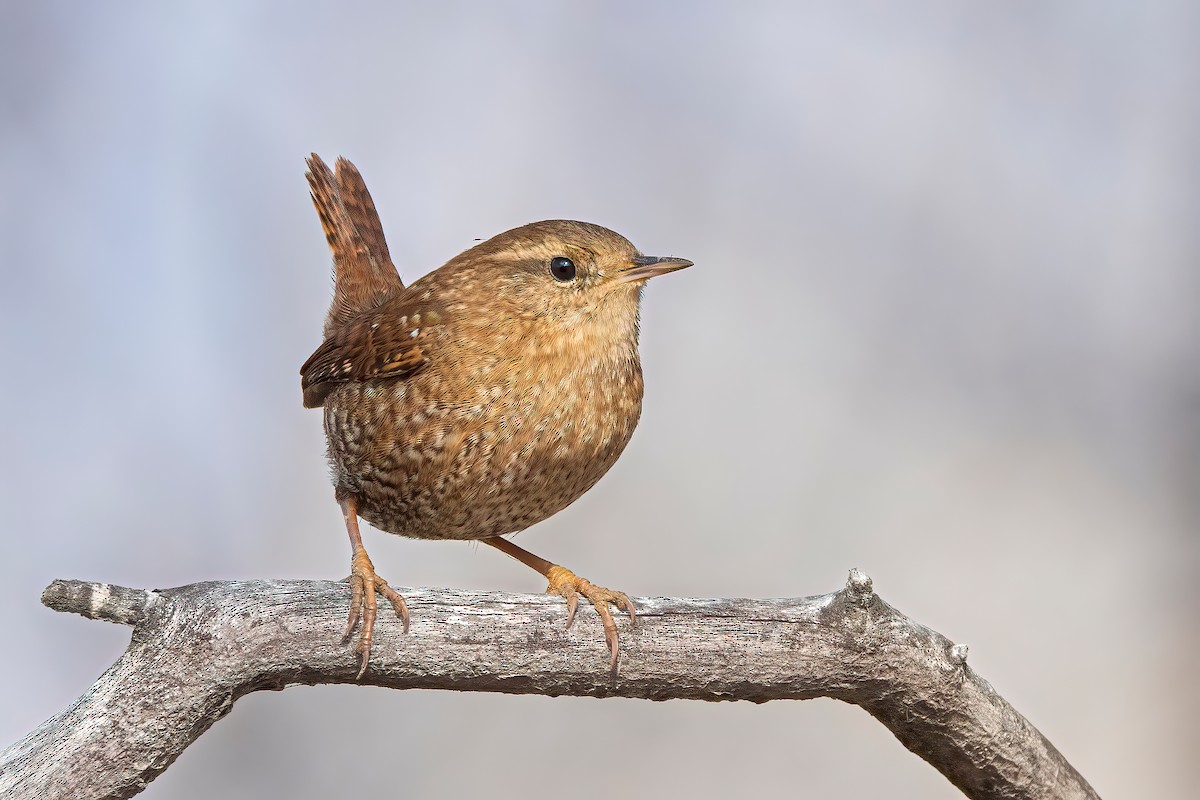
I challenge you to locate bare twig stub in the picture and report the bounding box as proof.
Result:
[0,572,1098,800]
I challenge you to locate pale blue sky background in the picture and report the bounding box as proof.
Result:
[2,2,1197,798]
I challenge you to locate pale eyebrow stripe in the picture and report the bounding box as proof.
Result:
[489,244,546,262]
[490,244,598,263]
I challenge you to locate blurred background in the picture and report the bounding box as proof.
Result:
[2,2,1196,797]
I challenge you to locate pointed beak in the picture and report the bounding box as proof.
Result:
[614,255,694,285]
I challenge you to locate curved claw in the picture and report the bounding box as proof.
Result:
[342,571,365,641]
[593,599,619,668]
[625,599,637,627]
[562,588,580,629]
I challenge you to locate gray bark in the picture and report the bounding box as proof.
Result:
[0,571,1098,800]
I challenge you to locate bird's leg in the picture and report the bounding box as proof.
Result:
[340,497,408,679]
[482,536,636,669]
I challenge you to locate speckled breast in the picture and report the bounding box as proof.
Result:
[322,358,644,540]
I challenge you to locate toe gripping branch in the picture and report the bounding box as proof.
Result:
[545,564,636,670]
[343,546,409,679]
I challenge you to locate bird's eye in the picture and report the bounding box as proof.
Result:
[549,256,576,282]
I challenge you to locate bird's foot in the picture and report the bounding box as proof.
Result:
[343,546,409,679]
[545,565,636,669]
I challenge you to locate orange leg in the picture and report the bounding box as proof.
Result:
[340,497,408,679]
[483,536,636,669]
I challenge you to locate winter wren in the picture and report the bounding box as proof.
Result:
[300,155,691,676]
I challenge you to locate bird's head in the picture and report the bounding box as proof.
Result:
[437,220,691,339]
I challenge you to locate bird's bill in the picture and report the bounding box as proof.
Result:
[614,255,694,285]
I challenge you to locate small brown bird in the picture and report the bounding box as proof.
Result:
[301,154,690,676]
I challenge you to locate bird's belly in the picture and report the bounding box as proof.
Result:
[323,378,642,540]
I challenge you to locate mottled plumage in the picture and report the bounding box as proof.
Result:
[301,155,690,675]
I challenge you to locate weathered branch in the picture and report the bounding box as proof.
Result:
[0,572,1097,800]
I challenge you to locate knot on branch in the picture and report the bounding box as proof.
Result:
[813,569,892,638]
[845,568,874,605]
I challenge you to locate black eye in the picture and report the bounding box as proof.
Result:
[549,256,576,281]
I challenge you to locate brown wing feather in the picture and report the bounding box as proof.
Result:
[300,299,442,408]
[306,154,404,337]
